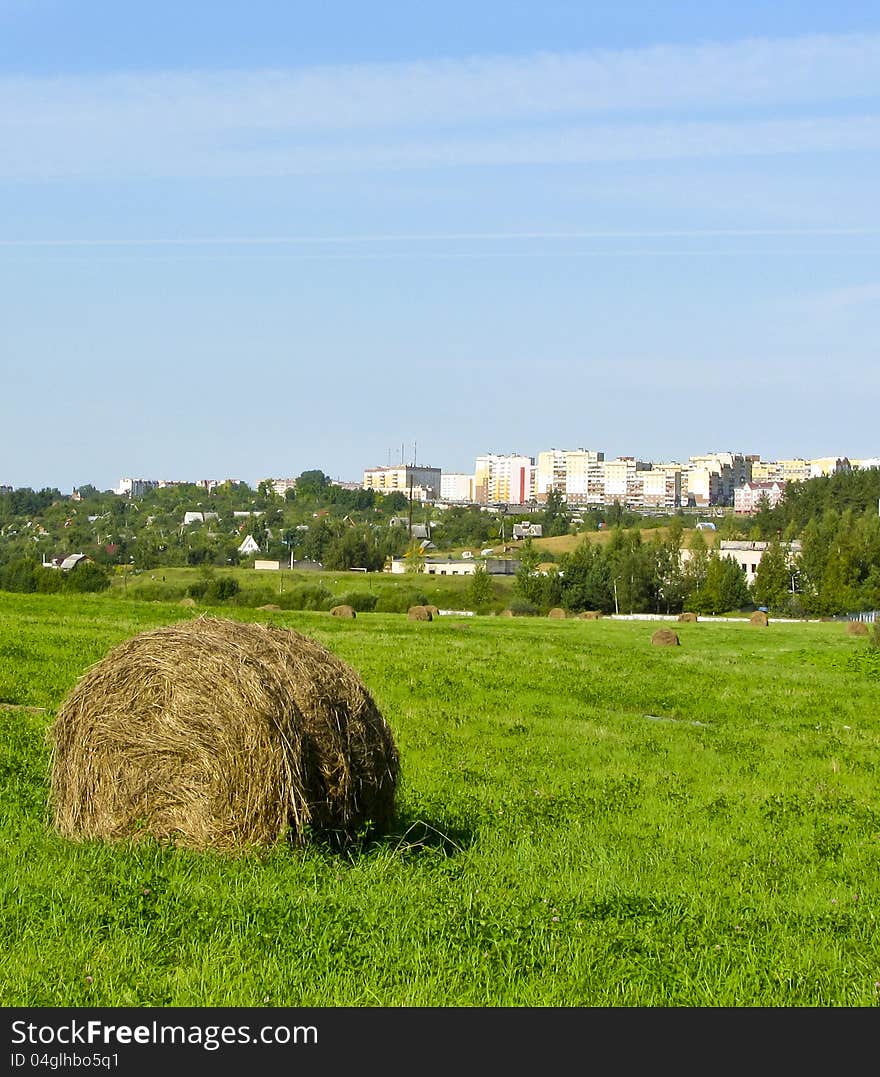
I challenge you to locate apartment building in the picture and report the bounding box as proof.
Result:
[535,448,605,505]
[635,464,683,510]
[602,458,651,505]
[362,464,441,501]
[114,478,159,498]
[734,481,786,514]
[685,452,752,506]
[440,473,476,503]
[474,453,534,505]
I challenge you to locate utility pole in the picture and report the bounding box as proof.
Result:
[613,577,619,615]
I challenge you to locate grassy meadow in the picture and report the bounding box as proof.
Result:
[1,592,879,1006]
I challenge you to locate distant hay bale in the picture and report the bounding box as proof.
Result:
[847,620,870,636]
[330,604,356,619]
[579,611,601,620]
[750,611,769,627]
[500,609,515,617]
[179,597,197,607]
[258,604,281,611]
[677,612,698,623]
[49,617,399,852]
[548,608,567,619]
[651,628,680,646]
[425,605,440,618]
[407,605,432,621]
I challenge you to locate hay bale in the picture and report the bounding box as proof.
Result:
[548,607,567,619]
[258,604,281,611]
[500,609,515,617]
[579,611,601,620]
[330,604,356,619]
[179,597,197,607]
[49,617,399,852]
[847,620,870,636]
[651,628,680,646]
[750,611,769,627]
[407,605,432,621]
[677,612,698,623]
[425,605,440,618]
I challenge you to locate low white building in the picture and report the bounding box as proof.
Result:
[681,539,801,584]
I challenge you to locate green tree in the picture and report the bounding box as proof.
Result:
[468,563,494,612]
[751,538,794,612]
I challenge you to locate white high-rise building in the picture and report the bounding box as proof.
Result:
[535,449,605,505]
[474,453,534,505]
[440,473,476,502]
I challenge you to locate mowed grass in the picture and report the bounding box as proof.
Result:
[1,592,879,1007]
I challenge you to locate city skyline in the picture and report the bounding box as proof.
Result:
[3,441,874,497]
[2,3,879,492]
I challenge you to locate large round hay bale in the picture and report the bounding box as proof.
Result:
[677,612,698,623]
[500,609,515,617]
[330,604,356,619]
[49,617,399,852]
[407,605,432,621]
[548,607,567,619]
[425,605,440,618]
[579,611,601,620]
[847,620,869,636]
[750,611,769,627]
[651,628,680,646]
[258,604,281,611]
[179,597,197,607]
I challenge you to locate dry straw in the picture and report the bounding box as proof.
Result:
[677,612,698,623]
[846,620,869,636]
[579,611,601,620]
[330,604,356,619]
[750,611,769,627]
[407,605,432,621]
[547,608,567,619]
[425,605,440,619]
[651,628,680,646]
[50,617,399,853]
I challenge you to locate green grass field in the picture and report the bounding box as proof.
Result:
[1,592,879,1006]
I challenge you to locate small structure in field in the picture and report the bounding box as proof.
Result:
[49,617,399,852]
[579,611,601,620]
[651,628,680,646]
[330,604,356,619]
[750,611,769,627]
[677,612,698,623]
[407,605,432,621]
[846,620,869,636]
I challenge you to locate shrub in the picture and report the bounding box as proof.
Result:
[507,598,540,617]
[373,588,429,614]
[276,584,334,611]
[65,563,111,593]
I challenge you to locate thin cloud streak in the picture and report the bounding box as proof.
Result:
[2,31,880,131]
[3,114,880,179]
[1,31,880,179]
[2,227,880,246]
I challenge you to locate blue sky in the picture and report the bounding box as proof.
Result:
[2,2,879,491]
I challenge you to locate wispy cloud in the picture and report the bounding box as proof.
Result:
[1,31,880,179]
